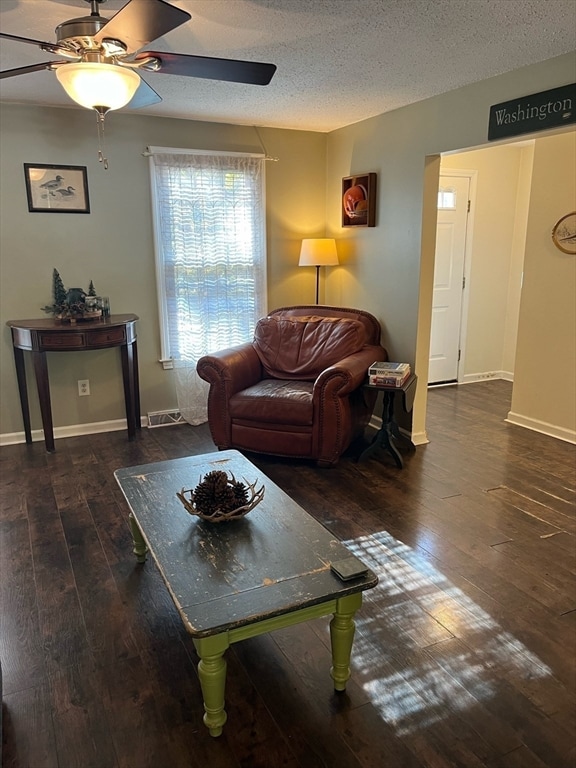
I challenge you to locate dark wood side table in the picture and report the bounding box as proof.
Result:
[358,374,418,468]
[7,314,140,453]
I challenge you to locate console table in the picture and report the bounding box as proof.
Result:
[7,314,140,453]
[359,374,418,468]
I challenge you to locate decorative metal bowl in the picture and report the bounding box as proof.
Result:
[177,470,265,523]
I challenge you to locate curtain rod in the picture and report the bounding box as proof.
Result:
[142,146,266,158]
[143,127,279,161]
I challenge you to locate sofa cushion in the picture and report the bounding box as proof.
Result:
[253,316,366,380]
[230,379,313,425]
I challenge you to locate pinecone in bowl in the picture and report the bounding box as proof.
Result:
[177,470,264,522]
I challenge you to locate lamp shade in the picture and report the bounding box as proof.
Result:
[298,238,339,267]
[56,63,140,111]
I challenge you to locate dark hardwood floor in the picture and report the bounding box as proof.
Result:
[1,380,575,768]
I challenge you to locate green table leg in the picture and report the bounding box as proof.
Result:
[330,592,362,691]
[193,634,230,737]
[128,513,148,563]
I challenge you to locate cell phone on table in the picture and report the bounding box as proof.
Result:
[330,556,369,581]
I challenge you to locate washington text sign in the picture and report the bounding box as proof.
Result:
[488,83,575,141]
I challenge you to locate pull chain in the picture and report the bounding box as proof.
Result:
[95,109,109,170]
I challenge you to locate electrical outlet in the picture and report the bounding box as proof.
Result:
[78,379,90,396]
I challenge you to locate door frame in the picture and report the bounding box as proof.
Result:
[436,167,477,384]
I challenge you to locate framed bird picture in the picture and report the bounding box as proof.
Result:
[23,163,90,213]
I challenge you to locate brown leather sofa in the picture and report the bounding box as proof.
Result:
[196,305,388,467]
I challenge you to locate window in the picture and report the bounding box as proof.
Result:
[148,147,267,424]
[437,187,457,210]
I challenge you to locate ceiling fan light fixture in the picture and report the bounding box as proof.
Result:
[55,62,140,111]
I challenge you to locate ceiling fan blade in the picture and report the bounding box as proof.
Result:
[94,0,191,55]
[0,62,63,80]
[135,52,277,85]
[0,32,75,57]
[126,77,162,108]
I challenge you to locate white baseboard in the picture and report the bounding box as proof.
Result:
[411,430,429,446]
[367,416,428,445]
[368,415,380,431]
[505,412,576,444]
[0,417,147,448]
[460,370,513,384]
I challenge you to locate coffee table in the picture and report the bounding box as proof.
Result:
[114,449,377,737]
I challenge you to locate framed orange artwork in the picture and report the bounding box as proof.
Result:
[342,172,376,227]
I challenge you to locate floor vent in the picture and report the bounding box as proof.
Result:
[147,410,186,428]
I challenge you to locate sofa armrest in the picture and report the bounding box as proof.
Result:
[197,343,262,394]
[312,344,387,466]
[197,343,263,449]
[314,345,387,395]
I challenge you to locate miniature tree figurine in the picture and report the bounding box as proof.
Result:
[53,268,67,308]
[88,280,97,296]
[41,268,68,315]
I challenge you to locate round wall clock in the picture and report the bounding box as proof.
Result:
[551,211,576,254]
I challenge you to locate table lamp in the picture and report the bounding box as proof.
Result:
[298,239,339,304]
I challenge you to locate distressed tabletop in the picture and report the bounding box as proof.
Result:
[114,450,378,638]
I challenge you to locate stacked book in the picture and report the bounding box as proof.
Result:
[368,361,411,387]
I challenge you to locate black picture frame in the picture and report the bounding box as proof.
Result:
[23,163,90,213]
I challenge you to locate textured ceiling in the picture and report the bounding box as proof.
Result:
[1,0,575,132]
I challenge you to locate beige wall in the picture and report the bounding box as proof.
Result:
[508,131,576,441]
[440,142,534,380]
[504,144,535,374]
[0,106,326,439]
[325,52,575,443]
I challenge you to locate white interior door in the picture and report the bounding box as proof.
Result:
[429,175,470,384]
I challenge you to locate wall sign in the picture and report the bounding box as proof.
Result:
[488,83,575,141]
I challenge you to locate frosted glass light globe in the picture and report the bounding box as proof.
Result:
[56,63,140,111]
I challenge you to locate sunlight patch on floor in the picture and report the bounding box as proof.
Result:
[344,531,552,735]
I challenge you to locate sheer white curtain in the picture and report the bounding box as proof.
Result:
[149,149,267,425]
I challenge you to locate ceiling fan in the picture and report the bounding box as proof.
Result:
[0,0,277,114]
